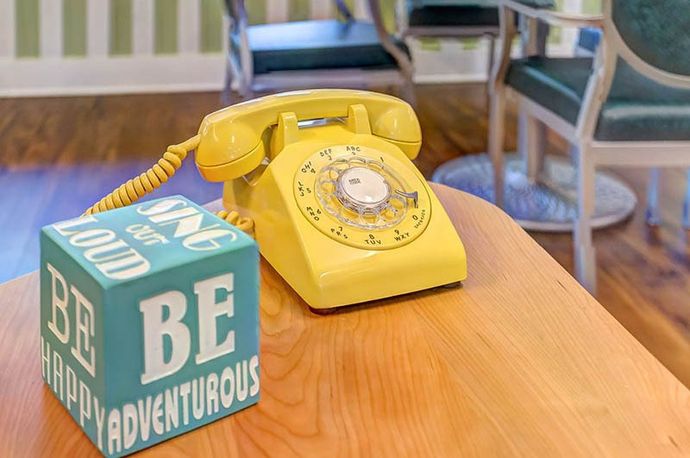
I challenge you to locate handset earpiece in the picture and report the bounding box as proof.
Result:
[195,119,265,182]
[370,104,421,160]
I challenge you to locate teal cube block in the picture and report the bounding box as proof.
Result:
[39,196,259,457]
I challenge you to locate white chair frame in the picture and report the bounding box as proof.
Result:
[489,0,690,292]
[223,0,415,103]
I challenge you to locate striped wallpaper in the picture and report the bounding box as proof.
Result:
[10,0,600,59]
[11,0,399,58]
[2,0,600,96]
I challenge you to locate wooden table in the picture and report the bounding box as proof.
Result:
[2,183,690,456]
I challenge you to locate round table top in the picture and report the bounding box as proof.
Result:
[2,183,690,456]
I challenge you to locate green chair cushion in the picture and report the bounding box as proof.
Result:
[234,20,409,75]
[506,56,690,141]
[407,0,554,27]
[408,0,553,7]
[408,2,498,27]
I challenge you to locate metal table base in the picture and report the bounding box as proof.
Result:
[432,153,637,232]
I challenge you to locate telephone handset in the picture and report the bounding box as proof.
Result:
[194,90,422,182]
[86,89,467,309]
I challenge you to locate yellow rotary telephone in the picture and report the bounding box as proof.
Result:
[86,89,467,309]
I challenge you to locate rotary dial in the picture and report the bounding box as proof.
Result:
[294,145,431,250]
[317,156,414,230]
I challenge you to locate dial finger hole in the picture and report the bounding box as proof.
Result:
[390,195,406,209]
[319,179,336,194]
[368,161,385,173]
[381,205,398,220]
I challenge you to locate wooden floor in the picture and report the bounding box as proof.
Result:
[3,84,690,389]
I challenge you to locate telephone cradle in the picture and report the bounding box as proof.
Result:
[86,89,467,310]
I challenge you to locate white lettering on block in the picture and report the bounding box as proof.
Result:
[236,360,248,402]
[149,206,198,225]
[139,291,190,385]
[83,239,130,263]
[179,382,191,425]
[53,351,63,400]
[95,249,150,280]
[152,393,164,435]
[194,273,235,364]
[183,229,237,251]
[41,337,51,380]
[191,377,205,420]
[69,229,116,247]
[164,386,179,431]
[52,215,97,237]
[46,263,69,344]
[79,380,92,427]
[94,396,106,452]
[122,403,138,450]
[107,408,122,455]
[249,355,260,397]
[220,366,235,408]
[136,198,187,216]
[206,372,219,415]
[66,365,78,410]
[137,396,153,441]
[70,285,96,377]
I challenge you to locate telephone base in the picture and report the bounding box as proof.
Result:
[439,281,463,289]
[221,110,466,310]
[307,280,464,315]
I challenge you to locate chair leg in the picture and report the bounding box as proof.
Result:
[235,68,253,100]
[401,76,416,107]
[524,115,546,182]
[240,84,254,100]
[221,53,234,106]
[683,169,690,229]
[227,45,254,101]
[485,35,496,109]
[574,145,597,293]
[645,168,661,226]
[488,86,506,208]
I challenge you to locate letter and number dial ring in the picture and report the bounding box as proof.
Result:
[294,145,431,250]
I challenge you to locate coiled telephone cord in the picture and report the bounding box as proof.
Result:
[83,135,255,235]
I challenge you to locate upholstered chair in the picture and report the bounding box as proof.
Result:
[223,0,413,102]
[489,0,690,292]
[397,0,554,83]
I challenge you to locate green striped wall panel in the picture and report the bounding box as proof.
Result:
[10,0,601,59]
[245,1,267,24]
[111,0,133,55]
[200,0,224,52]
[63,0,86,56]
[155,0,178,54]
[289,0,311,21]
[583,0,601,13]
[16,0,39,57]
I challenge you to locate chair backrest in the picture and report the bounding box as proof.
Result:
[605,0,690,88]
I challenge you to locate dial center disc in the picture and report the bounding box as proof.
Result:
[337,166,391,209]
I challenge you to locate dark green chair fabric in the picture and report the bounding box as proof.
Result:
[233,20,410,75]
[506,56,690,141]
[406,0,555,28]
[407,0,554,8]
[612,0,690,77]
[408,1,498,27]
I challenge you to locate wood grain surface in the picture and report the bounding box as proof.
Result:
[1,183,690,457]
